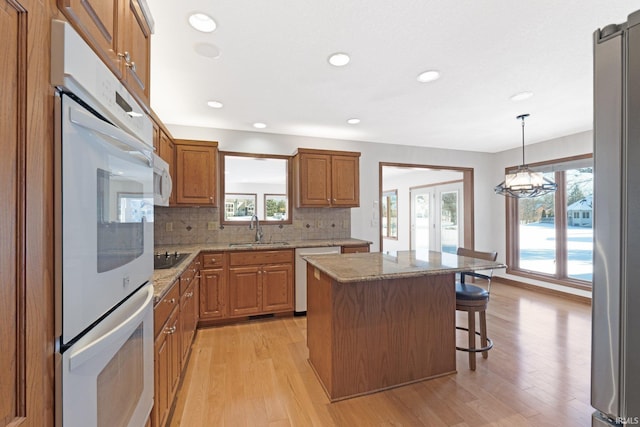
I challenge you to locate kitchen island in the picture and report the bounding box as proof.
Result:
[303,250,505,401]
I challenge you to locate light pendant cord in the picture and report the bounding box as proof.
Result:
[516,113,530,167]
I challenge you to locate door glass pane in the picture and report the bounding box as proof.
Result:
[518,174,556,274]
[566,167,593,280]
[440,191,458,254]
[414,193,430,251]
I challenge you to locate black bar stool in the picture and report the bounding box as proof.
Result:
[455,248,498,371]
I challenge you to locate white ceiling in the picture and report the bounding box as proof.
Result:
[147,1,640,153]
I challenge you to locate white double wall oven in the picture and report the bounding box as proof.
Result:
[52,20,155,427]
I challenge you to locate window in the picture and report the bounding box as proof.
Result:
[264,194,288,220]
[382,190,398,239]
[506,154,593,289]
[223,193,256,221]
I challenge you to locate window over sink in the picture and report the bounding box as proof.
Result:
[220,152,292,225]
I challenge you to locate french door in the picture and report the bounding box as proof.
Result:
[410,182,463,254]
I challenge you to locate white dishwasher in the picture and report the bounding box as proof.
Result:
[295,246,341,314]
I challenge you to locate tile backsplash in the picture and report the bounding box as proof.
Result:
[154,206,351,246]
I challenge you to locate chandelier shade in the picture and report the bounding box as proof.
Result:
[494,114,557,198]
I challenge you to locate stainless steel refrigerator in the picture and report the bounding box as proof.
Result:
[593,9,640,427]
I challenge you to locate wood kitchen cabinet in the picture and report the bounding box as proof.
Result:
[228,250,294,317]
[200,252,227,320]
[293,148,360,207]
[153,283,180,427]
[342,244,370,254]
[174,139,218,206]
[57,0,153,108]
[179,258,200,362]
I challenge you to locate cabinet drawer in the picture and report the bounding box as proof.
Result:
[202,252,225,268]
[342,245,370,254]
[179,259,199,294]
[229,249,294,267]
[154,283,179,337]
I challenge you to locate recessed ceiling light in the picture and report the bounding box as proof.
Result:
[346,118,361,125]
[188,13,216,33]
[417,70,441,83]
[207,100,223,108]
[194,43,220,59]
[510,91,534,101]
[253,122,267,129]
[328,52,350,67]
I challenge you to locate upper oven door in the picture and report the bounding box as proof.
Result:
[60,93,154,345]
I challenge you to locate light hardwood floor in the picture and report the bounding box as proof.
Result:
[169,282,592,426]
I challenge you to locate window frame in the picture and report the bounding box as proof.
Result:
[505,153,593,290]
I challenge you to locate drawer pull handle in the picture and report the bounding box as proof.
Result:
[164,326,176,334]
[165,298,175,304]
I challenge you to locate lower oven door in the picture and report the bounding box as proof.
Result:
[59,284,154,427]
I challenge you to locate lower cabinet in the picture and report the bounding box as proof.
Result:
[153,258,200,427]
[200,252,227,320]
[228,250,294,317]
[153,284,180,427]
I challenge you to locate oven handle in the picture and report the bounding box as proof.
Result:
[68,284,153,371]
[69,105,153,166]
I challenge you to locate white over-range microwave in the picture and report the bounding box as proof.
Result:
[153,153,172,206]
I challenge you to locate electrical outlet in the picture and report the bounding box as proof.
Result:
[207,221,216,230]
[165,222,173,232]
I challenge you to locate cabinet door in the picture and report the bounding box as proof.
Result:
[158,131,175,205]
[153,328,170,427]
[57,0,122,79]
[228,266,261,316]
[262,263,294,312]
[175,143,217,206]
[167,308,181,401]
[298,153,331,207]
[180,280,197,362]
[200,268,227,319]
[120,0,151,105]
[331,155,360,207]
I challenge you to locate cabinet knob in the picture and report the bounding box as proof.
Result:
[165,298,176,304]
[164,326,177,335]
[117,51,131,63]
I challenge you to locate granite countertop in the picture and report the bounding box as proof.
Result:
[302,250,506,283]
[152,238,372,304]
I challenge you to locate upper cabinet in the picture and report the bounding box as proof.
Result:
[293,148,360,208]
[174,139,218,206]
[58,0,153,108]
[119,0,152,104]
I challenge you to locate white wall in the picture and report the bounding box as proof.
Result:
[168,124,593,296]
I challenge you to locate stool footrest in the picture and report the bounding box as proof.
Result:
[455,326,494,353]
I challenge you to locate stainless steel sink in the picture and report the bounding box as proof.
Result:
[154,252,190,269]
[228,241,289,248]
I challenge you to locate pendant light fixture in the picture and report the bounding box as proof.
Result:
[494,114,557,198]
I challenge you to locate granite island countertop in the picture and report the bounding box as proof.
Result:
[302,250,506,283]
[152,238,372,304]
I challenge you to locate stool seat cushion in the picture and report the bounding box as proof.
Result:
[456,282,489,301]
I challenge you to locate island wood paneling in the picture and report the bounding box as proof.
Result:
[307,266,456,401]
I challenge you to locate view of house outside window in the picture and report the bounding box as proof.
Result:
[509,157,593,288]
